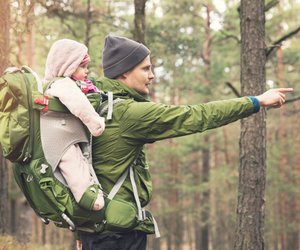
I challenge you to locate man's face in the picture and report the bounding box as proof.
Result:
[122,55,154,96]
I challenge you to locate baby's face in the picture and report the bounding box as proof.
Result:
[72,64,89,81]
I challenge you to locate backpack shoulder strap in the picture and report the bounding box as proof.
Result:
[99,91,124,120]
[21,66,43,93]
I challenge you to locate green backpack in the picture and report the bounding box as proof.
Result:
[0,66,152,234]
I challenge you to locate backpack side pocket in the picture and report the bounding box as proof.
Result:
[105,199,138,231]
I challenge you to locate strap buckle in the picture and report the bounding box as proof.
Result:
[34,96,49,112]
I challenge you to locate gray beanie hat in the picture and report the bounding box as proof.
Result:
[102,35,150,79]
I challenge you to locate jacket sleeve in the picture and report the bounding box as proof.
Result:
[120,97,256,142]
[46,78,105,136]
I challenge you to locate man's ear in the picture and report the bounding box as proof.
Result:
[117,74,127,80]
[122,71,130,78]
[117,70,132,83]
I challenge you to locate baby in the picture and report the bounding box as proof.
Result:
[43,39,105,211]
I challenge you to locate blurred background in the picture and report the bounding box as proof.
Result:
[0,0,299,249]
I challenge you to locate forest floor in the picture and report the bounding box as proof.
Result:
[0,235,67,250]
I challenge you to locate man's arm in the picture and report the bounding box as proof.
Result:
[120,88,293,143]
[121,97,257,142]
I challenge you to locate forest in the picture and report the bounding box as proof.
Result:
[0,0,299,250]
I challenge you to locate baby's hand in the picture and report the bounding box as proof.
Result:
[89,116,105,137]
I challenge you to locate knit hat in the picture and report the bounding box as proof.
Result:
[44,39,88,81]
[102,35,150,79]
[80,54,90,66]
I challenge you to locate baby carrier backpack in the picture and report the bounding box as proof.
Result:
[0,66,158,234]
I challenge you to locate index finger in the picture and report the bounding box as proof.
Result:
[276,88,294,93]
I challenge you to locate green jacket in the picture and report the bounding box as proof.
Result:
[92,77,257,209]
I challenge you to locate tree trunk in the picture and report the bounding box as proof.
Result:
[26,26,35,68]
[0,0,10,235]
[274,13,299,249]
[192,151,201,250]
[133,0,147,44]
[0,156,8,235]
[84,0,92,48]
[26,0,36,68]
[235,1,266,249]
[168,138,184,249]
[199,5,212,250]
[289,104,300,250]
[152,238,161,250]
[0,0,10,74]
[276,45,288,250]
[10,199,16,234]
[200,136,210,250]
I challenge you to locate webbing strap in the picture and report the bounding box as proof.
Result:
[99,97,123,120]
[96,157,161,236]
[107,154,140,201]
[86,134,102,188]
[107,165,145,222]
[129,166,144,221]
[107,168,129,200]
[128,167,161,237]
[107,91,113,120]
[152,214,161,238]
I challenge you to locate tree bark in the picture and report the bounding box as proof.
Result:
[235,1,266,250]
[200,137,210,250]
[289,104,300,250]
[0,0,10,235]
[25,0,36,68]
[84,0,92,49]
[0,0,10,74]
[133,0,147,44]
[0,155,8,235]
[276,40,287,250]
[192,150,202,250]
[199,5,212,250]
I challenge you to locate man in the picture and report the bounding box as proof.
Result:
[79,35,292,250]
